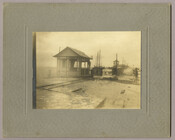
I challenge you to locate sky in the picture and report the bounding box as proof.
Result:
[36,31,141,68]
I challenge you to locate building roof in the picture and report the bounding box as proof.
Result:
[53,47,91,59]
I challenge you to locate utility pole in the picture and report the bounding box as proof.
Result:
[116,53,118,61]
[100,50,102,66]
[99,49,101,67]
[96,52,98,67]
[116,53,118,66]
[115,53,118,75]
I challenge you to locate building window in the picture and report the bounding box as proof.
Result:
[74,61,79,68]
[82,62,87,68]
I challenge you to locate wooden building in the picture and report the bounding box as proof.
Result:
[53,47,92,77]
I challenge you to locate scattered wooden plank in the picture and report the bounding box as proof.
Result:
[96,97,107,108]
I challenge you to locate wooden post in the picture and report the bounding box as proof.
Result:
[79,58,82,76]
[66,57,68,78]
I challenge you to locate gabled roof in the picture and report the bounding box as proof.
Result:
[53,47,91,59]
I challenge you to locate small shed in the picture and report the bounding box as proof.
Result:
[53,47,92,77]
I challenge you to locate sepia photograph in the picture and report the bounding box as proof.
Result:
[34,31,141,109]
[2,2,172,138]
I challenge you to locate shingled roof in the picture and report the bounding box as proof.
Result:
[53,47,91,59]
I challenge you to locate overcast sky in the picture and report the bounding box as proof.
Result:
[36,31,141,68]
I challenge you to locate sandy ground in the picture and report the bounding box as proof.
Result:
[36,76,140,109]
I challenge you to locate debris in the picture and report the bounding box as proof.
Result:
[72,88,83,92]
[112,100,116,105]
[120,90,125,94]
[96,98,107,108]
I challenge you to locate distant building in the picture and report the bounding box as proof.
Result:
[53,47,92,77]
[113,59,119,75]
[102,68,113,79]
[91,66,103,77]
[113,59,119,67]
